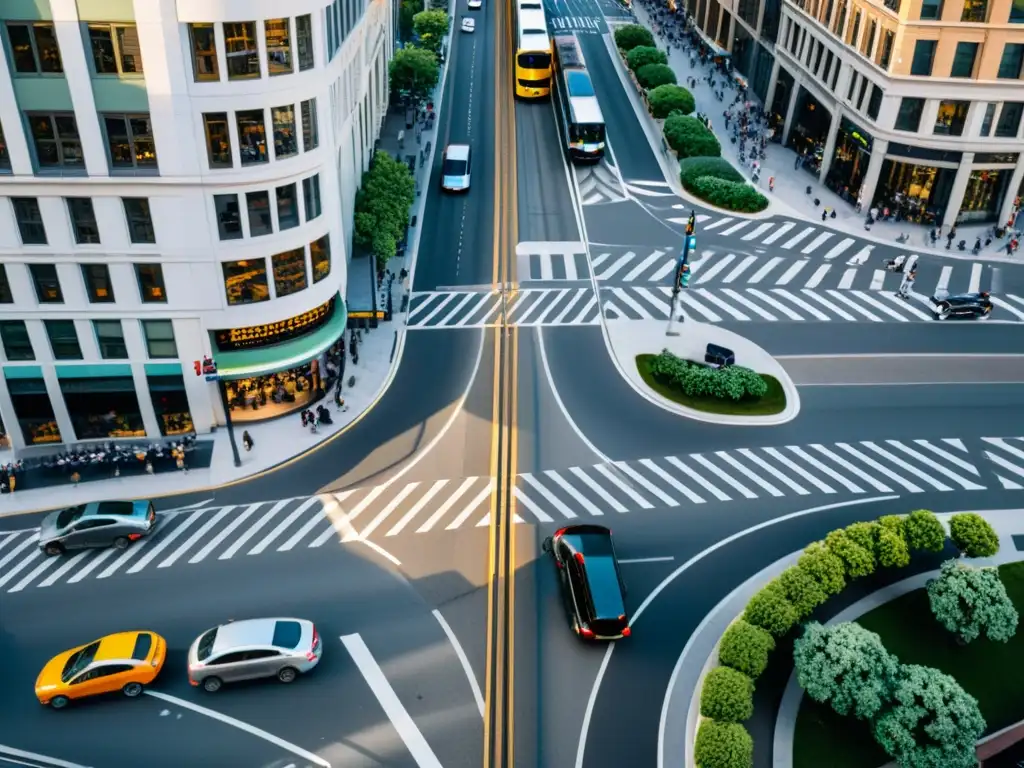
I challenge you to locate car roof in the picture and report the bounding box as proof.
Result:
[83,500,148,519]
[211,618,308,653]
[446,143,470,160]
[95,631,145,662]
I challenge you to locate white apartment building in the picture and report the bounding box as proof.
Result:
[0,0,393,452]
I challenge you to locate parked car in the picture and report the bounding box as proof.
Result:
[468,0,482,8]
[461,16,476,32]
[440,143,472,192]
[38,500,158,556]
[929,290,993,320]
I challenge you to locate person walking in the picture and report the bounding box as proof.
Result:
[768,176,774,192]
[242,430,254,452]
[896,266,916,299]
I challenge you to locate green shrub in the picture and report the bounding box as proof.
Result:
[927,558,1019,643]
[663,114,721,159]
[700,667,754,723]
[625,45,666,71]
[614,24,655,52]
[648,83,695,119]
[798,542,846,596]
[718,620,775,679]
[685,176,769,213]
[876,515,911,568]
[904,509,946,553]
[949,512,1000,558]
[825,530,875,579]
[679,156,744,186]
[694,721,754,768]
[635,62,677,89]
[777,565,827,618]
[647,351,767,401]
[743,582,798,637]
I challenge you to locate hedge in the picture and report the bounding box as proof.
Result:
[777,565,827,618]
[648,84,695,119]
[613,24,655,51]
[694,720,754,768]
[664,114,721,159]
[685,175,770,213]
[949,512,1000,558]
[679,156,744,186]
[646,350,767,401]
[636,62,677,90]
[904,509,946,553]
[626,45,667,71]
[700,666,754,723]
[743,583,798,637]
[718,620,775,678]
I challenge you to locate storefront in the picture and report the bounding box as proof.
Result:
[786,87,830,175]
[4,368,61,445]
[824,117,874,205]
[959,161,1016,224]
[57,365,146,440]
[146,364,195,436]
[870,144,963,223]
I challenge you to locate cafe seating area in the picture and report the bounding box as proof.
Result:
[225,366,320,423]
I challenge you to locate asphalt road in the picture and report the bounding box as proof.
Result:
[779,354,1024,385]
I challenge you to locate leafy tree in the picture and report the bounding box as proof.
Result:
[873,664,985,768]
[613,24,656,51]
[635,62,677,89]
[798,542,846,596]
[845,521,880,568]
[743,582,798,638]
[694,721,753,768]
[647,84,695,119]
[927,559,1019,643]
[389,46,440,105]
[354,152,416,269]
[399,0,421,41]
[877,515,911,569]
[664,114,721,159]
[825,529,875,578]
[777,565,827,618]
[700,666,754,723]
[904,510,946,553]
[793,621,899,721]
[718,620,775,679]
[626,45,667,71]
[412,9,449,53]
[949,512,1000,558]
[678,156,744,186]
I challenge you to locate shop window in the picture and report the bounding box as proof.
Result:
[272,247,308,297]
[135,263,167,303]
[297,15,314,70]
[246,191,273,236]
[203,113,232,168]
[142,320,178,358]
[867,86,883,121]
[11,197,47,245]
[88,23,143,75]
[933,100,969,136]
[310,234,331,283]
[961,0,987,21]
[1013,1,1024,21]
[148,375,194,436]
[67,198,101,244]
[303,174,322,221]
[189,23,219,82]
[214,194,243,240]
[237,109,268,166]
[60,376,145,439]
[980,103,996,136]
[0,265,12,303]
[8,377,60,444]
[276,184,300,230]
[910,40,936,76]
[301,99,319,151]
[975,152,1019,164]
[265,18,293,75]
[272,105,298,159]
[81,264,115,303]
[29,264,63,304]
[45,320,82,360]
[123,198,155,244]
[999,43,1024,79]
[4,23,63,74]
[0,122,9,171]
[995,102,1024,138]
[0,321,34,361]
[950,42,979,77]
[26,113,84,170]
[103,114,157,170]
[919,0,943,18]
[93,320,128,359]
[224,21,259,80]
[223,259,270,305]
[878,29,894,69]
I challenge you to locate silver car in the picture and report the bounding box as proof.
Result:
[441,143,471,192]
[39,500,157,556]
[187,618,322,692]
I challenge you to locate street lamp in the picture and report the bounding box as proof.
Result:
[666,211,696,337]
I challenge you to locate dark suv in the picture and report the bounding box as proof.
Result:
[544,524,630,640]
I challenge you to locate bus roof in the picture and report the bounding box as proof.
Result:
[517,8,548,35]
[568,95,604,125]
[553,34,585,69]
[517,0,543,8]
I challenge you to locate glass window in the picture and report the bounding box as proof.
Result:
[246,191,273,236]
[214,194,243,240]
[961,0,987,20]
[272,105,298,159]
[203,113,232,168]
[148,374,193,435]
[0,121,9,170]
[135,263,167,303]
[920,0,943,18]
[303,174,322,220]
[60,376,144,438]
[188,23,219,81]
[5,23,63,74]
[142,320,178,358]
[11,197,47,244]
[910,40,936,76]
[934,100,970,136]
[122,197,155,244]
[265,18,292,75]
[82,264,115,303]
[878,29,894,69]
[950,41,979,77]
[297,15,314,70]
[103,114,157,170]
[88,24,143,75]
[66,198,101,244]
[981,102,996,136]
[847,10,861,46]
[999,43,1024,79]
[224,21,259,80]
[1013,1,1024,21]
[45,320,82,360]
[7,376,59,443]
[0,265,12,303]
[894,97,924,132]
[867,85,883,121]
[861,19,875,58]
[276,183,300,229]
[27,113,83,169]
[310,234,331,283]
[223,259,270,305]
[237,109,268,165]
[996,102,1024,138]
[301,99,319,151]
[0,321,34,361]
[94,320,128,359]
[272,247,307,296]
[30,264,63,303]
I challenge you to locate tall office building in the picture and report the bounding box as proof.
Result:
[0,0,393,452]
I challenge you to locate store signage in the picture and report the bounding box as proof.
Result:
[348,310,387,319]
[194,356,219,381]
[214,298,335,352]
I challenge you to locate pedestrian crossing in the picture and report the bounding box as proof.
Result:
[549,15,604,33]
[517,241,591,282]
[408,288,601,327]
[577,160,627,205]
[3,436,1022,593]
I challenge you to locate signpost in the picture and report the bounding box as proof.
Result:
[666,211,696,337]
[195,356,241,468]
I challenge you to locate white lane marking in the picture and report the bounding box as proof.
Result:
[445,482,497,530]
[991,296,1024,320]
[800,289,857,320]
[847,244,873,265]
[614,462,678,506]
[760,447,836,493]
[638,459,704,504]
[702,217,733,231]
[0,534,37,572]
[693,254,736,284]
[800,231,833,254]
[126,514,204,574]
[37,549,92,588]
[359,483,421,539]
[282,493,353,550]
[520,474,576,518]
[761,221,794,244]
[515,487,555,523]
[387,480,450,537]
[858,441,952,491]
[338,485,395,542]
[189,503,261,563]
[714,451,784,497]
[914,439,980,475]
[619,556,675,564]
[780,226,815,249]
[665,456,730,501]
[219,499,293,560]
[740,222,773,241]
[158,505,238,568]
[774,260,808,286]
[804,264,830,289]
[719,220,751,236]
[67,547,118,583]
[431,609,485,718]
[834,442,924,492]
[735,448,809,495]
[883,440,985,490]
[356,538,402,566]
[623,251,666,281]
[416,477,478,533]
[340,634,445,768]
[936,265,952,293]
[822,237,854,260]
[143,690,330,767]
[690,454,756,498]
[568,467,627,512]
[250,497,323,553]
[786,445,863,493]
[771,290,829,320]
[0,744,93,768]
[747,256,784,284]
[551,288,588,323]
[720,289,777,320]
[721,256,758,284]
[746,289,804,320]
[543,469,605,513]
[870,269,886,290]
[969,263,983,293]
[8,555,58,592]
[838,268,857,290]
[593,464,652,509]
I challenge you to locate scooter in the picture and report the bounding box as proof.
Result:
[883,254,918,274]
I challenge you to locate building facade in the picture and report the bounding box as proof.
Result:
[0,0,393,452]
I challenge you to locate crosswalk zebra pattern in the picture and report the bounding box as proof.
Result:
[3,437,1021,593]
[517,241,591,282]
[577,161,627,205]
[549,15,604,33]
[408,288,600,327]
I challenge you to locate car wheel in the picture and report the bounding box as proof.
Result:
[541,537,552,553]
[122,682,143,698]
[44,543,64,556]
[112,537,130,550]
[49,696,69,710]
[202,676,223,693]
[277,667,299,684]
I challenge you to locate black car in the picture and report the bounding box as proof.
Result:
[929,291,993,320]
[543,524,630,640]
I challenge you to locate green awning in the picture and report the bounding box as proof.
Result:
[145,362,183,377]
[56,363,133,379]
[214,299,348,380]
[4,365,43,380]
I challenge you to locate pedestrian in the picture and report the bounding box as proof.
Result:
[70,471,81,486]
[768,176,775,192]
[896,267,917,299]
[242,430,254,452]
[794,154,801,170]
[822,208,828,221]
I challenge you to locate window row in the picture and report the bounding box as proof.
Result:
[187,17,314,83]
[202,100,318,169]
[326,0,367,61]
[909,39,1024,80]
[25,111,157,172]
[214,174,322,241]
[223,235,332,306]
[4,21,145,77]
[919,0,1024,22]
[8,196,155,247]
[893,97,1024,139]
[0,318,177,362]
[0,262,166,306]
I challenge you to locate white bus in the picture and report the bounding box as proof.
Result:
[552,34,606,162]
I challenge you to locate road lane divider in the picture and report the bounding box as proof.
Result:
[0,744,93,768]
[433,608,486,717]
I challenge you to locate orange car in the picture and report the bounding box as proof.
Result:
[35,631,166,709]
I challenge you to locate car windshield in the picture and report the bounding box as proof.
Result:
[444,159,468,176]
[61,641,100,683]
[272,620,302,649]
[570,123,605,144]
[518,52,551,70]
[55,505,87,530]
[196,628,218,661]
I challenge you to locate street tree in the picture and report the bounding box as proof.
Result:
[647,84,695,119]
[613,24,655,51]
[949,512,1000,558]
[798,541,846,596]
[825,529,875,578]
[927,559,1019,643]
[904,509,947,553]
[388,46,440,105]
[625,45,667,71]
[354,152,416,269]
[399,0,421,41]
[413,9,449,53]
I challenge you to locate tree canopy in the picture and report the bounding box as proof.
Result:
[354,152,416,268]
[389,46,440,105]
[413,9,449,53]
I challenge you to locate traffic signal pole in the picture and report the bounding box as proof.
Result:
[666,211,696,337]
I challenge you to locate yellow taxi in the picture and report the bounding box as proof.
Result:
[35,631,166,709]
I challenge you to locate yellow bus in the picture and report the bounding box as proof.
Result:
[514,1,552,98]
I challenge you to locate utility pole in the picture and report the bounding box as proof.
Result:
[666,211,696,337]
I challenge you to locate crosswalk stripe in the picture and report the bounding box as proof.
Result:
[741,222,773,241]
[801,232,833,253]
[593,464,653,509]
[722,256,759,283]
[249,497,323,554]
[568,467,628,511]
[127,513,204,574]
[969,263,983,293]
[982,437,1024,463]
[95,527,158,578]
[457,293,497,326]
[849,290,910,321]
[681,292,724,322]
[775,260,808,286]
[720,220,751,236]
[446,483,497,530]
[747,289,803,320]
[695,254,737,283]
[638,459,705,503]
[219,499,293,559]
[66,547,118,583]
[823,238,855,260]
[279,494,342,548]
[514,486,554,522]
[37,550,92,588]
[613,287,660,317]
[748,256,784,284]
[991,297,1024,320]
[914,440,980,474]
[0,549,44,589]
[704,217,734,231]
[781,227,815,249]
[838,268,857,290]
[691,454,757,498]
[528,289,569,325]
[159,505,238,568]
[309,494,359,546]
[520,473,578,518]
[693,288,750,320]
[873,292,932,320]
[715,451,784,497]
[623,251,666,281]
[870,270,886,290]
[736,449,809,495]
[408,295,437,321]
[786,445,863,493]
[986,450,1024,480]
[858,442,952,491]
[0,534,36,572]
[826,290,883,321]
[801,289,857,320]
[436,293,476,325]
[721,289,777,320]
[614,461,678,506]
[339,486,395,541]
[551,288,588,324]
[417,477,478,533]
[543,469,605,513]
[665,455,731,500]
[358,483,421,539]
[189,503,261,563]
[809,444,888,491]
[591,253,609,268]
[761,447,835,493]
[884,440,985,490]
[651,257,678,281]
[596,253,634,279]
[833,443,924,492]
[8,555,57,592]
[805,265,830,289]
[567,295,597,325]
[762,222,794,244]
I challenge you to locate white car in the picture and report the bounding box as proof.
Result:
[461,17,475,32]
[468,0,482,8]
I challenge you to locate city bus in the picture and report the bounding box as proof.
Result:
[514,3,552,98]
[552,34,606,162]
